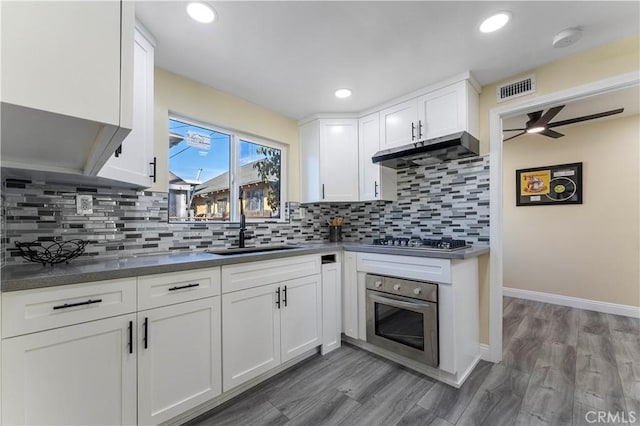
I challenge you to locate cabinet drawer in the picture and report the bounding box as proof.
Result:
[355,252,451,284]
[222,255,321,294]
[2,278,136,338]
[137,268,220,310]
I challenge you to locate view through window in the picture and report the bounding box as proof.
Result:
[168,117,283,222]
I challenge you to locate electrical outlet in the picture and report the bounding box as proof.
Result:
[284,202,291,221]
[298,206,306,219]
[76,195,93,215]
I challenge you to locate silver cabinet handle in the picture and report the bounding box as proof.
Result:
[369,293,433,311]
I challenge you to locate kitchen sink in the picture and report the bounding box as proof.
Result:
[205,245,299,256]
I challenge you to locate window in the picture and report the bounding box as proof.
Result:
[168,116,285,223]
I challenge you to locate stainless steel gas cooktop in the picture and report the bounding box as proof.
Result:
[372,237,470,251]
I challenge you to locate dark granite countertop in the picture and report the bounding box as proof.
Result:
[1,242,489,292]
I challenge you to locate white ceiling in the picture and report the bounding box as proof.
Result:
[135,1,640,120]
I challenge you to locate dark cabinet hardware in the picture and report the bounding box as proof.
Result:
[411,122,416,140]
[276,287,281,309]
[149,157,157,183]
[418,120,423,139]
[53,299,102,310]
[143,317,149,349]
[374,181,379,197]
[115,144,123,158]
[322,184,325,200]
[128,321,133,354]
[168,283,200,291]
[283,285,288,307]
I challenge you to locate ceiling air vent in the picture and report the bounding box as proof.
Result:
[496,75,536,102]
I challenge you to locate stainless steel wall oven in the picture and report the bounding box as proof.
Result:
[365,274,439,367]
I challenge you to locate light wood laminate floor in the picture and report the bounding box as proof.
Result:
[185,297,639,426]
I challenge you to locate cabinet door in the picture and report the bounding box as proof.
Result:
[137,297,221,425]
[379,99,418,149]
[299,120,321,203]
[321,263,342,355]
[342,252,359,339]
[222,283,281,391]
[2,314,137,426]
[99,28,155,187]
[280,274,322,362]
[417,81,466,140]
[358,113,381,201]
[319,119,359,201]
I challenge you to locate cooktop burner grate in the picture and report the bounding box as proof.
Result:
[372,237,470,250]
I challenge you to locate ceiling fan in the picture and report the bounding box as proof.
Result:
[503,105,624,141]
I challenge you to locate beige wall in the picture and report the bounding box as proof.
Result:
[151,68,300,199]
[474,34,640,345]
[503,115,639,306]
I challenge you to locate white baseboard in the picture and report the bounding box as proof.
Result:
[503,287,640,319]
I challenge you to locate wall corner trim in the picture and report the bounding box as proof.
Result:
[503,287,640,319]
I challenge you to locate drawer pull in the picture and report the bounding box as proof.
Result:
[52,299,103,310]
[168,283,200,292]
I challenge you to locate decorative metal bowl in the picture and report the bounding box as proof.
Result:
[14,240,88,266]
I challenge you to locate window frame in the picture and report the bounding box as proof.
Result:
[168,113,288,224]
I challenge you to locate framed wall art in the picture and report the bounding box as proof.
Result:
[516,162,582,206]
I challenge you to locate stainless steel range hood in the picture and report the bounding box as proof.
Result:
[372,131,480,169]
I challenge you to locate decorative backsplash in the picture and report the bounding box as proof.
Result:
[1,155,489,265]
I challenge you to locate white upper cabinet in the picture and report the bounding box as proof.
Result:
[378,77,480,150]
[98,27,156,188]
[299,118,359,203]
[417,80,479,141]
[0,0,134,176]
[358,113,396,201]
[379,99,419,150]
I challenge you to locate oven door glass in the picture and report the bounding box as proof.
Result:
[374,302,424,350]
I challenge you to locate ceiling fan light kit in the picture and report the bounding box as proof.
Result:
[503,104,624,141]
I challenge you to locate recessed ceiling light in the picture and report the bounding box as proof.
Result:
[527,126,546,134]
[479,12,511,33]
[187,2,216,24]
[334,88,352,99]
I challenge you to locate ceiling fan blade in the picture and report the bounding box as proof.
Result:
[548,108,624,128]
[533,105,565,126]
[503,128,526,132]
[526,111,543,122]
[540,128,564,138]
[503,131,526,141]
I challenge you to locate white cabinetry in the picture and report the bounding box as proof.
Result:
[416,80,479,141]
[137,297,221,425]
[358,112,397,201]
[1,279,138,426]
[299,119,359,202]
[379,99,419,149]
[321,256,342,354]
[0,0,134,176]
[378,78,479,150]
[99,27,156,188]
[221,255,322,391]
[342,251,359,339]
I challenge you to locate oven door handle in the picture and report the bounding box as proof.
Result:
[369,293,433,311]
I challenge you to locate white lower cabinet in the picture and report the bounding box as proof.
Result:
[137,297,221,425]
[2,314,137,426]
[222,275,321,391]
[321,260,342,354]
[342,251,359,339]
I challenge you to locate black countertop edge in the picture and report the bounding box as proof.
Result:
[1,243,490,292]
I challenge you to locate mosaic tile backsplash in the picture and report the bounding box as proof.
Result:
[1,155,489,265]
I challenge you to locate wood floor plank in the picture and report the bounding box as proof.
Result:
[579,310,610,336]
[546,305,580,347]
[575,333,626,413]
[502,316,550,374]
[517,342,576,425]
[396,405,454,426]
[417,360,493,424]
[607,314,640,336]
[609,332,640,402]
[456,363,530,426]
[338,369,435,426]
[285,390,361,426]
